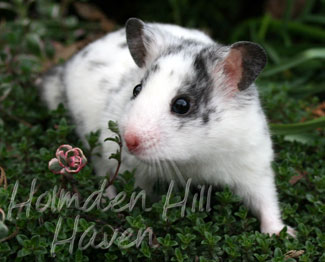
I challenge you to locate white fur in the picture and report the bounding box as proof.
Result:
[40,20,294,236]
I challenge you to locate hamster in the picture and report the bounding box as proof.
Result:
[40,18,295,236]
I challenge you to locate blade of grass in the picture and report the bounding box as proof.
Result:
[249,20,258,42]
[298,0,316,21]
[262,43,281,64]
[303,15,325,25]
[283,0,294,29]
[231,17,325,42]
[270,117,325,135]
[257,13,272,41]
[283,133,321,145]
[262,48,325,77]
[288,84,325,99]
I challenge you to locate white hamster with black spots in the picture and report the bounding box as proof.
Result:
[40,18,295,236]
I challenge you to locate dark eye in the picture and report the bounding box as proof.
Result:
[171,97,190,115]
[133,84,142,98]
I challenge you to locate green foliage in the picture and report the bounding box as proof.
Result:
[0,0,324,261]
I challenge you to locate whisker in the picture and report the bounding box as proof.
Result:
[162,159,173,185]
[169,159,186,187]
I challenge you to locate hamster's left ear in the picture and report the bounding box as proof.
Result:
[125,18,163,68]
[223,41,267,91]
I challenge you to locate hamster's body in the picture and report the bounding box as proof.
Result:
[41,18,294,236]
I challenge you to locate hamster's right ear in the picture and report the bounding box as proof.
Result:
[126,18,162,68]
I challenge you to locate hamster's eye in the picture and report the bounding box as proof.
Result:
[133,84,142,98]
[171,97,190,115]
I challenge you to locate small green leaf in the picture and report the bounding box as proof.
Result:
[17,248,32,257]
[140,241,151,258]
[16,234,28,246]
[174,248,184,262]
[0,242,11,253]
[274,247,283,258]
[108,121,120,134]
[109,150,121,161]
[104,136,120,143]
[44,222,55,233]
[104,253,118,260]
[31,235,40,247]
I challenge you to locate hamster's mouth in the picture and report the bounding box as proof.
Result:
[127,148,189,165]
[124,138,160,160]
[125,145,165,163]
[127,148,156,161]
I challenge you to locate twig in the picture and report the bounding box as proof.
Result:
[0,208,5,221]
[0,166,8,189]
[0,227,19,243]
[0,86,11,102]
[106,137,122,189]
[107,157,122,188]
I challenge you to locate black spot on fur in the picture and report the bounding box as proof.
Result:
[172,47,224,128]
[142,70,150,84]
[162,39,201,57]
[202,112,209,123]
[106,67,143,102]
[201,108,216,124]
[150,63,159,73]
[142,63,160,84]
[179,49,214,116]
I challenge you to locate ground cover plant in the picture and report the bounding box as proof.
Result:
[0,0,325,261]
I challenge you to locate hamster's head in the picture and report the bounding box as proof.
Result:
[119,18,267,165]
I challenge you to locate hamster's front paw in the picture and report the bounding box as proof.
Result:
[261,223,296,238]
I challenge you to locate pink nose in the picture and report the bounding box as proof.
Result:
[124,133,140,152]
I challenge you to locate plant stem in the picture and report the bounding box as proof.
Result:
[106,136,122,189]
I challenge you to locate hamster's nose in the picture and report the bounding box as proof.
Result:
[124,133,140,152]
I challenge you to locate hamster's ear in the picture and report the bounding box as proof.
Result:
[126,18,162,68]
[223,41,267,91]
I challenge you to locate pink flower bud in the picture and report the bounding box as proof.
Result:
[49,145,87,175]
